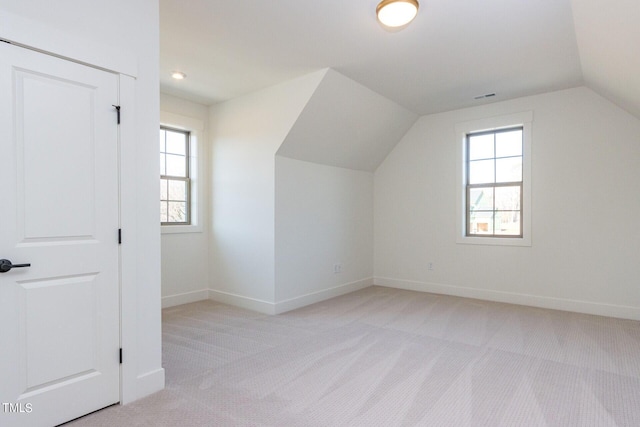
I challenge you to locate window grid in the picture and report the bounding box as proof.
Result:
[465,127,523,238]
[160,126,191,225]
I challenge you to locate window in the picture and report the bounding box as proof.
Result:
[160,126,190,225]
[466,127,522,237]
[456,111,532,246]
[160,111,203,234]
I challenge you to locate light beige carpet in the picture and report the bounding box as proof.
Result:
[68,286,640,426]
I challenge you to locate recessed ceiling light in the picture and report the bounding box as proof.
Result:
[171,71,186,80]
[376,0,419,28]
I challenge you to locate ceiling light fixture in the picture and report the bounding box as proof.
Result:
[171,71,186,80]
[376,0,419,28]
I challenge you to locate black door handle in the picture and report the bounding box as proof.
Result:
[0,259,31,273]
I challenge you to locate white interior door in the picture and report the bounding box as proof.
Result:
[0,42,120,427]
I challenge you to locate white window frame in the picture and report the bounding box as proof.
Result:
[455,111,533,246]
[160,111,204,234]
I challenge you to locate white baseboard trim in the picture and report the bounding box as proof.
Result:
[208,278,374,315]
[133,368,165,402]
[161,289,209,308]
[274,277,373,314]
[374,277,640,321]
[208,289,276,315]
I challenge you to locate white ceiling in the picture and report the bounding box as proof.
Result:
[160,0,640,118]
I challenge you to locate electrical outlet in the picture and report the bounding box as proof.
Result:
[428,262,434,271]
[334,263,342,274]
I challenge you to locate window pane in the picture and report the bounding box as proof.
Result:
[160,153,166,175]
[168,202,187,223]
[495,211,520,236]
[165,130,186,155]
[495,186,520,210]
[496,157,522,183]
[160,201,168,223]
[469,187,493,211]
[160,178,168,201]
[495,130,522,158]
[468,134,494,160]
[168,179,187,201]
[469,159,494,184]
[166,154,186,177]
[469,211,494,235]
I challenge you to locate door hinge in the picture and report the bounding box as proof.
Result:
[119,348,123,364]
[113,105,121,124]
[118,229,122,244]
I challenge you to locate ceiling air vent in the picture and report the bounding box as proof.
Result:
[474,93,496,100]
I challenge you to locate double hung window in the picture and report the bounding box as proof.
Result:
[456,111,532,246]
[466,127,523,237]
[160,126,190,225]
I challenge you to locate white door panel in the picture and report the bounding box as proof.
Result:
[0,42,120,427]
[18,68,96,240]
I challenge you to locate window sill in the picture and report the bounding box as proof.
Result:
[456,235,531,247]
[161,224,203,234]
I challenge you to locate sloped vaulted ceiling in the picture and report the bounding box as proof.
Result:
[570,0,640,118]
[277,69,418,172]
[160,0,640,118]
[160,0,585,115]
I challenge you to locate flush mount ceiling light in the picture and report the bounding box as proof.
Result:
[171,71,186,80]
[376,0,419,28]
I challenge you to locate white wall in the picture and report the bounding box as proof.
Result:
[0,0,163,402]
[375,86,640,319]
[160,93,210,307]
[274,156,373,312]
[208,71,324,312]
